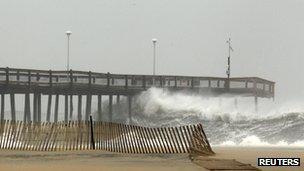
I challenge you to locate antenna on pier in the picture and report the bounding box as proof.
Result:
[226,38,233,79]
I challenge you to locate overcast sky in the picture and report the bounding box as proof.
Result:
[0,0,303,101]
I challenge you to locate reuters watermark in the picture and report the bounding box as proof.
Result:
[258,158,300,166]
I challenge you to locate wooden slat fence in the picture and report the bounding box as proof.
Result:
[0,120,213,155]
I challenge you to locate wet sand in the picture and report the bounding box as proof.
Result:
[212,147,304,171]
[0,150,205,171]
[0,148,303,171]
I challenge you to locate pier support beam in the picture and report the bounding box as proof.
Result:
[70,95,73,120]
[116,95,120,114]
[24,93,31,122]
[85,94,92,121]
[54,94,59,122]
[97,95,102,121]
[10,94,16,121]
[78,95,82,121]
[116,95,120,104]
[234,98,238,109]
[33,93,38,122]
[38,93,41,122]
[1,94,4,122]
[254,96,258,113]
[65,95,68,122]
[46,94,52,122]
[128,95,132,124]
[253,80,258,113]
[23,97,26,122]
[109,95,113,122]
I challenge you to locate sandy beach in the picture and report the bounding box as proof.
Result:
[0,147,303,171]
[212,147,304,171]
[0,150,204,171]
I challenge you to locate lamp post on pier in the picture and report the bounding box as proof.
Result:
[152,38,157,76]
[226,38,233,81]
[152,38,157,86]
[66,30,72,121]
[226,38,233,89]
[66,30,72,71]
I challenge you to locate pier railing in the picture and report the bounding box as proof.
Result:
[0,67,274,97]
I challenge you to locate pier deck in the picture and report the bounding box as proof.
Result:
[0,67,274,98]
[0,67,275,123]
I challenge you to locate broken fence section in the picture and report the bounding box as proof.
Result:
[0,120,213,155]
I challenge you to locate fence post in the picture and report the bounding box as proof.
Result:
[89,115,95,150]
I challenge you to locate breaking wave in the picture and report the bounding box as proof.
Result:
[116,88,304,148]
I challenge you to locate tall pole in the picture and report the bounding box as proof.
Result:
[226,38,233,89]
[152,38,157,76]
[66,31,72,71]
[66,31,72,122]
[226,38,233,79]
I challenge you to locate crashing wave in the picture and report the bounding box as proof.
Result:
[114,88,304,147]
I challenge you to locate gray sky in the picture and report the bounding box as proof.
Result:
[0,0,303,101]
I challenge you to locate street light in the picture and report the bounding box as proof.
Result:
[226,38,233,90]
[66,31,72,71]
[66,31,73,121]
[152,38,157,76]
[226,38,233,79]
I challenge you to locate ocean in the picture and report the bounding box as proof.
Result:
[124,88,304,147]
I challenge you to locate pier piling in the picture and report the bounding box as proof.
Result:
[97,95,102,121]
[54,94,59,122]
[33,93,38,122]
[46,94,52,122]
[109,95,113,122]
[255,96,258,113]
[69,95,73,120]
[78,95,82,121]
[128,96,132,124]
[38,93,41,122]
[0,94,4,121]
[10,93,16,121]
[85,94,92,121]
[65,95,68,122]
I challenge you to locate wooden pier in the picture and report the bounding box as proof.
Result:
[0,67,275,123]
